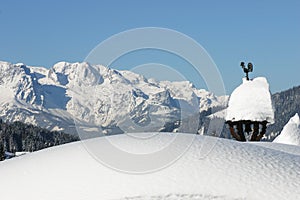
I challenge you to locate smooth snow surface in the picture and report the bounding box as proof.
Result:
[273,113,300,145]
[226,77,274,123]
[0,134,299,200]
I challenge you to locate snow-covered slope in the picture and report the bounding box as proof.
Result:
[273,113,300,145]
[226,77,274,123]
[0,61,226,134]
[0,133,299,200]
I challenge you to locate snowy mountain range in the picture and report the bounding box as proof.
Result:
[0,61,227,136]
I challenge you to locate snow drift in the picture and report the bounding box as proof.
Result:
[273,113,300,145]
[0,133,299,200]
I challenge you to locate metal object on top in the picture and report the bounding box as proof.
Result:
[240,62,253,80]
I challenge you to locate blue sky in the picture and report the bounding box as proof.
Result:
[0,0,299,94]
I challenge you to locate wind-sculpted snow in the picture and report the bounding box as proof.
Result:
[0,134,299,200]
[0,61,226,134]
[273,113,300,145]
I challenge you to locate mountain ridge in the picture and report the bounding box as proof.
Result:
[0,61,226,135]
[1,60,299,140]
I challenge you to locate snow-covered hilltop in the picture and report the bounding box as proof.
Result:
[0,61,226,134]
[0,133,299,200]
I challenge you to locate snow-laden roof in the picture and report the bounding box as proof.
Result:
[273,113,300,146]
[226,77,274,123]
[0,133,300,200]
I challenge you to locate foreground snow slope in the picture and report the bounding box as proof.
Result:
[0,134,299,200]
[273,113,300,146]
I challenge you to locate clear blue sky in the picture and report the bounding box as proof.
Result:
[0,0,299,94]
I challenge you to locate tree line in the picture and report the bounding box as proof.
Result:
[0,119,78,161]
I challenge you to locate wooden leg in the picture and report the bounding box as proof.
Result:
[237,122,246,142]
[251,122,259,141]
[229,125,241,141]
[256,122,267,141]
[245,121,252,133]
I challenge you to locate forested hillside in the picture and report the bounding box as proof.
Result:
[268,86,300,138]
[0,120,78,160]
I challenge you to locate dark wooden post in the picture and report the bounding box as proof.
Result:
[237,121,246,142]
[228,122,241,141]
[250,122,260,141]
[245,121,252,134]
[256,121,268,141]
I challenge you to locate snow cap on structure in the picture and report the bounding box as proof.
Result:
[273,113,300,146]
[226,77,274,123]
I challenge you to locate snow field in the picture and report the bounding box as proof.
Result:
[0,133,299,200]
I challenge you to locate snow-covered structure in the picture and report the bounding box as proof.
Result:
[273,113,300,146]
[226,77,274,141]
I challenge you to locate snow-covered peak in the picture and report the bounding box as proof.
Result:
[52,61,74,72]
[119,70,148,84]
[273,113,300,146]
[226,77,274,123]
[0,61,43,105]
[290,113,300,124]
[194,88,228,112]
[49,62,103,86]
[0,61,226,134]
[15,62,26,67]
